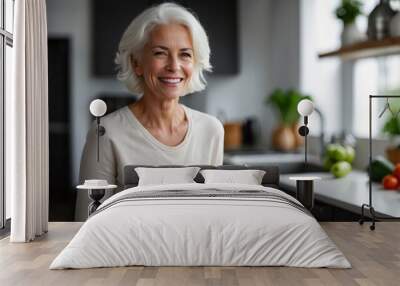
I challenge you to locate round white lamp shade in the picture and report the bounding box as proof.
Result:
[90,99,107,117]
[297,99,314,116]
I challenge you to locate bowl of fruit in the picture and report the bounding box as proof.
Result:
[323,144,355,178]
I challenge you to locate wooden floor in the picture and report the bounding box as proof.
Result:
[0,222,399,286]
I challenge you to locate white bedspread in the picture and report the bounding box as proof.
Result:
[50,183,351,269]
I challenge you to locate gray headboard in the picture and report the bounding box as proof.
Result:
[123,165,280,189]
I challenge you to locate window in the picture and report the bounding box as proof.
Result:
[352,1,400,138]
[305,1,400,140]
[301,0,342,137]
[1,0,14,230]
[353,56,400,138]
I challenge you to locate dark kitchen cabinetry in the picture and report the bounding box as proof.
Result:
[279,186,363,222]
[92,0,238,76]
[310,201,362,222]
[48,38,75,221]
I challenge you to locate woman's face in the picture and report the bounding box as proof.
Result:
[134,23,194,100]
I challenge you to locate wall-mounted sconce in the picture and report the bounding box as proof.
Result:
[89,99,107,162]
[297,99,314,166]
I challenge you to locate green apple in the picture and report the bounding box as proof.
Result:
[344,146,355,163]
[323,157,334,171]
[330,145,347,161]
[326,144,338,159]
[330,161,352,178]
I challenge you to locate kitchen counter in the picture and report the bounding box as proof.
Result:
[223,152,323,174]
[224,152,320,165]
[280,171,400,218]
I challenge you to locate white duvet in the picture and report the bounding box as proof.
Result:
[50,183,351,269]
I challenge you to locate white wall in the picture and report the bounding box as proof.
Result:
[205,0,273,147]
[299,0,342,141]
[269,0,301,90]
[47,0,282,184]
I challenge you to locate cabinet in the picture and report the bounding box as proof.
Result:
[48,38,75,221]
[92,0,239,76]
[91,0,149,77]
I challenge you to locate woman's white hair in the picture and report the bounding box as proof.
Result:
[115,2,212,96]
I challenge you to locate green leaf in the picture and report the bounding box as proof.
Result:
[265,88,313,125]
[335,0,363,25]
[382,117,400,136]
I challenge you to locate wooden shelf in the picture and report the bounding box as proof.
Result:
[318,37,400,61]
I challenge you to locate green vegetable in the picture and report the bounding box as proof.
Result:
[369,156,395,182]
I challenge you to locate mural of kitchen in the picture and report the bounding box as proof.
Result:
[6,0,400,284]
[44,0,400,223]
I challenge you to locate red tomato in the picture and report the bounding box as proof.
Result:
[393,163,400,181]
[382,175,398,190]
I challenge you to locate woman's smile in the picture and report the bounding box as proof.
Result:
[158,77,184,86]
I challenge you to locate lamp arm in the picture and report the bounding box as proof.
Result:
[97,117,100,162]
[298,116,309,170]
[95,117,106,162]
[305,116,308,168]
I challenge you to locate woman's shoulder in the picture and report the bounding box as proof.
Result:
[97,106,130,126]
[88,105,132,135]
[184,105,224,134]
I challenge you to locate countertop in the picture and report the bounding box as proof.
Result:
[280,171,400,218]
[224,152,319,165]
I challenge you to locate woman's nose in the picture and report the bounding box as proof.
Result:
[166,55,179,71]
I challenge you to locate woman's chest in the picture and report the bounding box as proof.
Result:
[146,123,189,147]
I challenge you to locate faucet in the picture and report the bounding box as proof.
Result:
[313,107,325,161]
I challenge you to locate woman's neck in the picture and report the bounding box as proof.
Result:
[130,96,186,132]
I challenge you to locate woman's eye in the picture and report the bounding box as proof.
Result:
[154,51,167,56]
[181,53,192,58]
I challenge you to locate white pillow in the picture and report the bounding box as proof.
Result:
[135,167,200,186]
[200,169,266,185]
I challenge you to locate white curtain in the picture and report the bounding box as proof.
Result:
[7,0,49,242]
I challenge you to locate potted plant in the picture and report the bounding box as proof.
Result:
[266,89,312,151]
[335,0,365,46]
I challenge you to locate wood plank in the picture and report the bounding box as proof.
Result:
[0,222,399,286]
[318,37,400,61]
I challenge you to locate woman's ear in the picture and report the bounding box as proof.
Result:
[131,56,143,77]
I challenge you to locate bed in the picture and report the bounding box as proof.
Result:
[50,165,351,269]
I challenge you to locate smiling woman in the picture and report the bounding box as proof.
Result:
[76,3,224,221]
[129,23,196,147]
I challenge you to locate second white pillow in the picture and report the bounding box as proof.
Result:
[135,167,200,186]
[200,169,266,185]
